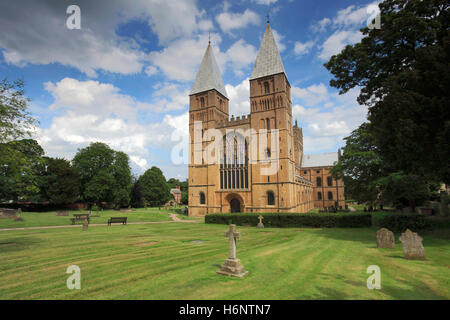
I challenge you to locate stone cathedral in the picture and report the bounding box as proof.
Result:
[188,22,344,217]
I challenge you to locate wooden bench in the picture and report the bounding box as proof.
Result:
[70,214,90,225]
[108,217,127,226]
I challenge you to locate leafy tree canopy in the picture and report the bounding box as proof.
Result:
[325,0,450,183]
[138,166,170,206]
[40,157,80,205]
[72,142,132,207]
[0,139,45,202]
[0,78,38,142]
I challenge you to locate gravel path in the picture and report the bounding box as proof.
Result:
[0,218,200,232]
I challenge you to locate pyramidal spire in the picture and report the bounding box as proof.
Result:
[190,43,228,98]
[250,22,286,80]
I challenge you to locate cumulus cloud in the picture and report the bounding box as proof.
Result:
[39,78,190,172]
[0,0,212,77]
[311,18,331,33]
[310,2,379,61]
[292,83,329,106]
[225,40,257,76]
[148,34,257,82]
[294,40,315,56]
[216,9,261,34]
[148,33,224,82]
[318,30,363,60]
[225,78,250,117]
[291,85,367,153]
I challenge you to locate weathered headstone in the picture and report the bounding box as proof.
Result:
[257,215,264,229]
[82,218,89,231]
[376,228,395,248]
[399,229,426,260]
[56,210,69,216]
[217,224,248,278]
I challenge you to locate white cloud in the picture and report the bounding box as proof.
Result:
[225,78,250,117]
[318,30,362,60]
[292,83,329,106]
[292,86,367,154]
[39,78,191,173]
[0,0,212,77]
[148,33,225,82]
[294,40,315,56]
[145,66,158,76]
[251,0,278,4]
[332,4,373,28]
[311,18,331,33]
[148,34,257,82]
[216,9,260,34]
[225,40,257,76]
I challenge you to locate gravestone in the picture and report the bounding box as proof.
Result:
[376,228,395,248]
[217,224,249,278]
[399,229,426,260]
[56,211,69,216]
[82,218,89,231]
[257,215,264,229]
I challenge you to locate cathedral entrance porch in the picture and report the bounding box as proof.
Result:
[230,198,241,213]
[223,193,245,213]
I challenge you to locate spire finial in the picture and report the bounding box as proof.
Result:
[208,32,211,45]
[267,12,270,24]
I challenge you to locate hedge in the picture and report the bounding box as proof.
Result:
[205,212,372,228]
[379,214,450,233]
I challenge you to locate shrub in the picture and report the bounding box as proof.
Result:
[379,214,434,233]
[205,212,372,228]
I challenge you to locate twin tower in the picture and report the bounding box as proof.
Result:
[188,22,314,216]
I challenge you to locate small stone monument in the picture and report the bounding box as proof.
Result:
[376,228,395,248]
[82,218,89,231]
[257,215,264,229]
[217,224,249,278]
[399,229,426,260]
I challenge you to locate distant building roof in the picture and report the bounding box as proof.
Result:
[190,43,228,98]
[250,22,286,80]
[170,188,182,194]
[302,152,339,168]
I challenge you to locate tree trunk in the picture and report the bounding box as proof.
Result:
[409,199,416,213]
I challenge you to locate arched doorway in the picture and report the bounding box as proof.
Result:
[230,198,241,213]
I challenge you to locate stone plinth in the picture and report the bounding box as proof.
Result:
[217,258,249,278]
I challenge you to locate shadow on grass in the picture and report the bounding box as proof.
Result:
[380,283,447,300]
[313,228,375,246]
[0,237,41,253]
[313,227,450,248]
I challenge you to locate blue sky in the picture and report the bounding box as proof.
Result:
[0,0,378,180]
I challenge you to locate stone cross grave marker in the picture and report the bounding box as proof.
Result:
[376,228,395,248]
[217,224,249,278]
[257,215,264,229]
[399,229,426,260]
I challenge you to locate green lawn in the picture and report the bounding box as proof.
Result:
[0,222,448,299]
[0,208,198,229]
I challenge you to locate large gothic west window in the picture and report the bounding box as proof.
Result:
[220,132,249,190]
